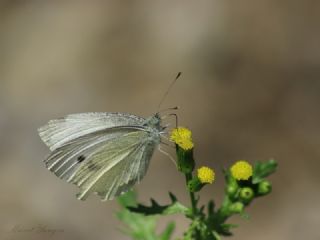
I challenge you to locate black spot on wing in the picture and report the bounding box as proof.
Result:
[77,155,86,163]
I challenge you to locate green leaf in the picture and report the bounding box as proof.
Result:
[207,200,215,217]
[128,192,190,216]
[118,190,138,207]
[212,231,221,240]
[252,159,278,184]
[168,192,177,202]
[217,223,238,236]
[183,219,205,240]
[222,223,238,229]
[159,222,175,240]
[117,191,175,240]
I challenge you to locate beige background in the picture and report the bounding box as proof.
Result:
[1,1,320,240]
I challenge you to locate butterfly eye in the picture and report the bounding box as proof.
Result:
[77,155,86,163]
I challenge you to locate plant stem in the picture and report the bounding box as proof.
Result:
[185,173,197,216]
[185,173,202,239]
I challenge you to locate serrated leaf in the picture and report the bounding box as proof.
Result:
[168,192,177,202]
[117,191,175,240]
[117,194,158,240]
[252,159,278,184]
[128,200,190,216]
[128,192,190,216]
[164,202,190,215]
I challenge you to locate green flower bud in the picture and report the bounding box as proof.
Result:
[176,146,195,174]
[229,202,244,214]
[187,177,204,192]
[239,187,255,204]
[257,180,272,195]
[226,178,239,199]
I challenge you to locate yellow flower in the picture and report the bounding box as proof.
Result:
[170,127,194,150]
[197,166,215,184]
[230,160,253,180]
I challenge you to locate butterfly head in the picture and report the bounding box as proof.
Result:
[144,113,163,131]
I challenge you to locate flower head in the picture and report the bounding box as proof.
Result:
[170,127,194,150]
[230,160,253,180]
[197,166,215,184]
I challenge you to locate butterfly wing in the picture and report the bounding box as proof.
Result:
[42,127,159,200]
[71,131,157,200]
[44,127,139,181]
[38,112,146,151]
[38,112,161,200]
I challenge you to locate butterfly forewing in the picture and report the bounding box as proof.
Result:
[38,112,146,151]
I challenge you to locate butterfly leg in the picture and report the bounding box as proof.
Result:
[160,134,175,148]
[161,113,178,128]
[158,145,177,167]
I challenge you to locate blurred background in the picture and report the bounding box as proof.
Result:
[1,1,320,240]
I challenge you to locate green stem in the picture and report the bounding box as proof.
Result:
[185,172,202,239]
[185,173,197,216]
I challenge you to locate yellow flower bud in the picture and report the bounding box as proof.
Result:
[197,166,215,184]
[230,160,253,181]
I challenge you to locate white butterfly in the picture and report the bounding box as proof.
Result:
[38,112,165,201]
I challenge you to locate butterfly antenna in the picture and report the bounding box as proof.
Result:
[157,72,182,112]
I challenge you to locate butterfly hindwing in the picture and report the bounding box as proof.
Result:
[70,131,155,200]
[44,127,138,180]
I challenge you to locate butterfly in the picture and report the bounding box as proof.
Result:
[38,112,166,201]
[38,73,181,201]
